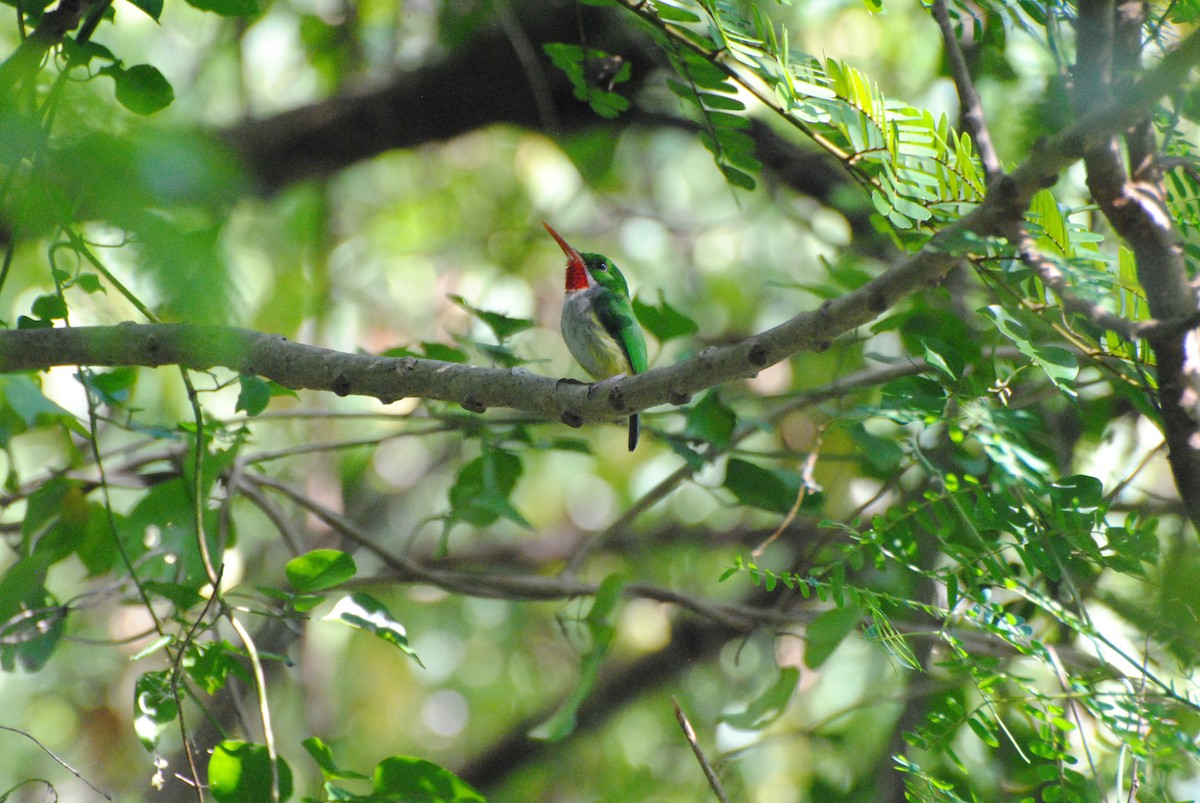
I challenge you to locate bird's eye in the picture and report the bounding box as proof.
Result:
[596,260,609,271]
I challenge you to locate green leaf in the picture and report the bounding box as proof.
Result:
[133,670,178,750]
[724,458,801,514]
[804,605,861,669]
[23,477,81,562]
[0,559,66,671]
[325,593,424,667]
[183,0,259,16]
[632,290,698,343]
[421,342,470,363]
[982,305,1078,396]
[683,390,737,450]
[4,591,66,671]
[1103,524,1159,574]
[85,367,137,405]
[372,756,486,801]
[185,641,252,695]
[967,715,1000,748]
[720,667,800,730]
[446,445,531,531]
[0,374,87,445]
[301,737,370,781]
[235,375,271,416]
[679,53,734,90]
[547,437,592,454]
[30,293,67,319]
[209,741,294,802]
[449,294,534,341]
[286,549,357,593]
[112,65,175,115]
[142,580,205,609]
[879,375,947,423]
[60,39,116,67]
[471,340,532,368]
[849,424,904,474]
[125,0,164,20]
[543,43,634,119]
[1048,475,1103,511]
[17,315,54,329]
[720,164,757,190]
[668,79,703,106]
[699,92,746,111]
[586,90,630,119]
[655,2,701,21]
[531,574,625,742]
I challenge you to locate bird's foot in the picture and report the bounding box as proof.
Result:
[556,377,588,389]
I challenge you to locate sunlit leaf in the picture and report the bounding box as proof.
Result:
[185,641,253,695]
[325,593,424,667]
[134,671,178,750]
[372,756,485,801]
[286,549,357,593]
[209,741,294,802]
[302,737,370,781]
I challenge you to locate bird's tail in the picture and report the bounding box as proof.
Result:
[628,413,640,451]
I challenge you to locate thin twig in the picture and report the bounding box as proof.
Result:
[228,614,280,803]
[564,358,944,572]
[752,428,824,559]
[929,0,1003,184]
[169,565,225,801]
[0,724,113,800]
[671,697,729,803]
[1012,227,1144,340]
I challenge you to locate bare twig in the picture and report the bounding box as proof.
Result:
[227,614,281,803]
[752,430,823,559]
[1012,228,1143,340]
[0,724,113,800]
[929,0,1003,184]
[672,697,730,803]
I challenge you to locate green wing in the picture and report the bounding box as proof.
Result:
[583,253,647,376]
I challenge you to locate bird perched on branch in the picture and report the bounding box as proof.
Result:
[545,222,648,450]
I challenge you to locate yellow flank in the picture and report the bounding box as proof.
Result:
[577,327,631,379]
[562,297,632,379]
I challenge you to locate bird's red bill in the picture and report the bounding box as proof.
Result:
[544,221,589,291]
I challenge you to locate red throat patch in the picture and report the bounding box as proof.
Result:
[564,258,588,291]
[544,221,590,292]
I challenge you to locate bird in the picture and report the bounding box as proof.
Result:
[544,221,648,451]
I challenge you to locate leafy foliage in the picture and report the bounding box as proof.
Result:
[2,0,1200,799]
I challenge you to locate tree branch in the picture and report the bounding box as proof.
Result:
[3,28,1200,500]
[0,0,98,94]
[218,1,894,257]
[929,0,1003,184]
[1073,0,1200,530]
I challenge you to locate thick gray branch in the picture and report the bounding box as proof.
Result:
[3,30,1200,433]
[1073,0,1200,530]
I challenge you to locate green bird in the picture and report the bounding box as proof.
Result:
[545,222,648,451]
